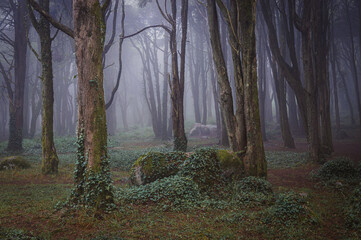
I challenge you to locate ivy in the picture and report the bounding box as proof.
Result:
[57,127,115,213]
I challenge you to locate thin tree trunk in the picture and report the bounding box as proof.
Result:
[170,0,188,151]
[161,37,169,140]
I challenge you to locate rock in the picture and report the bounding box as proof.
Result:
[217,150,244,180]
[189,123,218,137]
[129,152,187,185]
[179,148,223,194]
[0,156,30,170]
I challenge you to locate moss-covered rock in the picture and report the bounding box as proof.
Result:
[179,148,224,194]
[129,152,187,185]
[217,150,244,180]
[0,156,30,170]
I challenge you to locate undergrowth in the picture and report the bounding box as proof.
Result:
[311,157,360,185]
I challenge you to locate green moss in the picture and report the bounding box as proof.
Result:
[217,150,244,180]
[130,152,187,185]
[0,156,30,170]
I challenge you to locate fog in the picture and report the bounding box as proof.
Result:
[1,0,361,143]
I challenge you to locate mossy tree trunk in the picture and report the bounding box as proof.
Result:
[28,0,59,174]
[207,0,266,177]
[239,0,267,177]
[72,0,113,208]
[74,0,107,172]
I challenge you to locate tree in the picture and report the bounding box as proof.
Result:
[169,0,189,151]
[28,0,59,174]
[261,0,333,161]
[207,0,266,177]
[0,1,28,152]
[29,0,114,209]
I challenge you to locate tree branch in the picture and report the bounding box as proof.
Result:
[28,0,74,38]
[121,25,170,39]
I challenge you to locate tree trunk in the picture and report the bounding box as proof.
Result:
[239,0,267,177]
[28,0,60,174]
[170,0,188,151]
[161,37,169,140]
[330,23,340,135]
[7,1,27,152]
[314,0,332,154]
[207,0,266,177]
[72,0,113,208]
[345,2,361,135]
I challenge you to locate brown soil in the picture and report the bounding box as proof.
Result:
[265,139,361,188]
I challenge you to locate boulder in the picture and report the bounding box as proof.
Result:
[130,152,187,185]
[189,123,218,137]
[217,150,244,180]
[0,156,30,170]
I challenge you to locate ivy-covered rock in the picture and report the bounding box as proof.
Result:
[117,175,202,210]
[232,176,274,206]
[312,157,358,181]
[130,152,187,185]
[0,156,30,170]
[217,150,244,180]
[179,148,224,194]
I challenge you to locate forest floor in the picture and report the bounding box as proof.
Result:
[0,131,360,239]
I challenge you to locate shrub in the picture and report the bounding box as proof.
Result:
[0,227,40,240]
[264,191,318,225]
[129,152,186,185]
[0,156,30,170]
[312,157,358,181]
[234,176,273,195]
[345,184,361,230]
[232,177,274,206]
[179,148,224,194]
[356,164,361,177]
[116,175,202,210]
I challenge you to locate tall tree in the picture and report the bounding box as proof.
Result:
[207,0,266,177]
[156,0,189,151]
[29,0,114,209]
[28,0,59,174]
[0,1,28,151]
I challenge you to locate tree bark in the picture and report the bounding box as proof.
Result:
[239,0,267,177]
[207,0,266,177]
[161,36,169,140]
[72,0,113,208]
[7,1,28,152]
[170,0,188,151]
[28,0,59,174]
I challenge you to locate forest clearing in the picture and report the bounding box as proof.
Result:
[0,129,361,239]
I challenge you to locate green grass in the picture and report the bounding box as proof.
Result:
[0,134,360,239]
